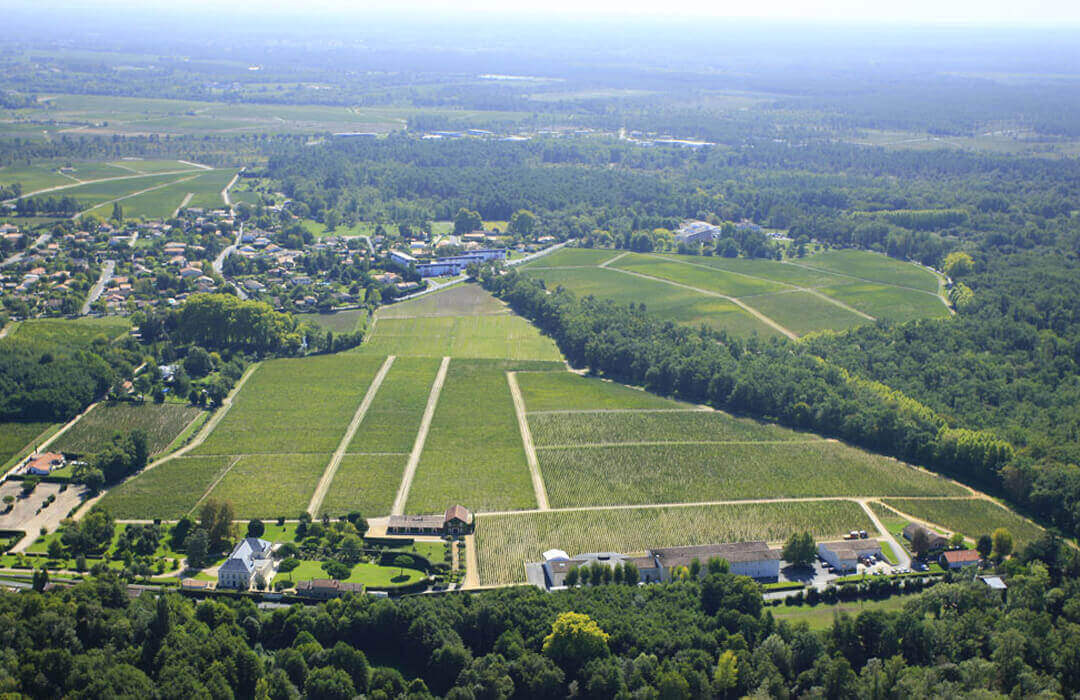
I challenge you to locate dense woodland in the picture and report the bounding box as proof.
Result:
[5,532,1080,699]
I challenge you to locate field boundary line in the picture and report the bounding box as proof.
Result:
[598,251,630,268]
[507,371,549,510]
[172,192,194,218]
[606,265,799,339]
[643,252,876,321]
[344,451,411,456]
[391,356,451,515]
[782,259,945,300]
[188,456,243,515]
[307,355,396,515]
[535,439,827,449]
[1,168,218,203]
[74,173,202,220]
[178,159,214,170]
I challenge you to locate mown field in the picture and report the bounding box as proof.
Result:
[361,315,563,360]
[539,440,966,508]
[52,401,202,456]
[474,500,875,585]
[407,359,538,513]
[521,247,949,337]
[346,357,441,454]
[99,455,235,519]
[883,498,1045,548]
[528,410,822,446]
[193,354,384,455]
[516,370,693,412]
[321,454,406,518]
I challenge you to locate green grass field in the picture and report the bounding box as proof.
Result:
[771,597,910,631]
[194,354,385,455]
[99,455,236,519]
[52,402,203,456]
[204,453,330,519]
[321,454,406,517]
[378,284,508,318]
[6,316,131,349]
[539,441,965,508]
[407,359,537,513]
[795,250,941,292]
[883,498,1045,548]
[0,163,79,191]
[300,219,377,239]
[528,410,822,446]
[272,559,425,588]
[347,357,442,453]
[46,172,193,211]
[362,315,563,360]
[0,422,55,465]
[474,500,874,585]
[516,371,691,412]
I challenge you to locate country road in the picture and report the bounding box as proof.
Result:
[80,259,114,315]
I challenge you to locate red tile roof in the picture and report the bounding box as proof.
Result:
[943,549,981,564]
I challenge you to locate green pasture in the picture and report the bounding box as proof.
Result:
[107,159,205,174]
[408,359,537,513]
[657,254,853,287]
[299,308,367,334]
[519,247,625,268]
[539,441,967,508]
[0,422,55,466]
[378,284,508,319]
[300,220,377,238]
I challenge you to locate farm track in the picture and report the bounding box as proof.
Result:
[858,498,911,568]
[535,439,827,449]
[598,251,630,267]
[0,168,213,203]
[73,362,261,519]
[189,456,242,515]
[606,265,799,339]
[307,355,396,516]
[526,408,709,415]
[72,173,202,220]
[644,253,875,321]
[507,372,549,510]
[391,356,451,515]
[172,192,194,218]
[781,259,949,303]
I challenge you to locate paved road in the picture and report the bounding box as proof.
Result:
[81,260,115,315]
[1,232,51,268]
[213,221,247,299]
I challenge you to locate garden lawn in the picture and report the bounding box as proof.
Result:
[204,453,331,519]
[517,371,690,412]
[475,500,873,585]
[884,498,1045,549]
[407,360,536,513]
[539,441,966,508]
[771,597,910,632]
[361,315,563,361]
[347,357,442,453]
[52,402,203,456]
[528,410,823,446]
[272,559,425,587]
[321,454,406,517]
[98,455,235,519]
[194,353,385,455]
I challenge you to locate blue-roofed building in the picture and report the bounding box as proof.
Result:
[218,537,274,589]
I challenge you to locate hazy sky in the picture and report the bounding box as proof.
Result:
[27,0,1080,25]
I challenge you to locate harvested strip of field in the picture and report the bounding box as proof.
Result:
[193,354,385,455]
[517,371,690,412]
[529,410,819,446]
[362,315,563,360]
[883,498,1045,548]
[321,454,407,517]
[407,360,537,513]
[816,283,950,322]
[378,284,509,318]
[741,291,866,335]
[52,402,203,456]
[98,455,235,519]
[347,357,443,454]
[541,442,966,508]
[204,453,331,519]
[796,250,941,292]
[475,500,874,585]
[611,253,788,297]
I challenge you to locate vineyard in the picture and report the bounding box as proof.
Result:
[100,455,235,519]
[346,357,442,454]
[321,454,407,517]
[474,500,875,585]
[528,410,817,446]
[53,402,202,456]
[360,315,564,360]
[201,453,330,519]
[516,371,689,412]
[538,441,966,508]
[883,498,1045,548]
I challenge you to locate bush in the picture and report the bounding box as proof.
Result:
[277,557,301,573]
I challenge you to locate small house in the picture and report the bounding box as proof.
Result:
[902,523,949,551]
[941,549,982,570]
[24,452,65,476]
[818,541,882,573]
